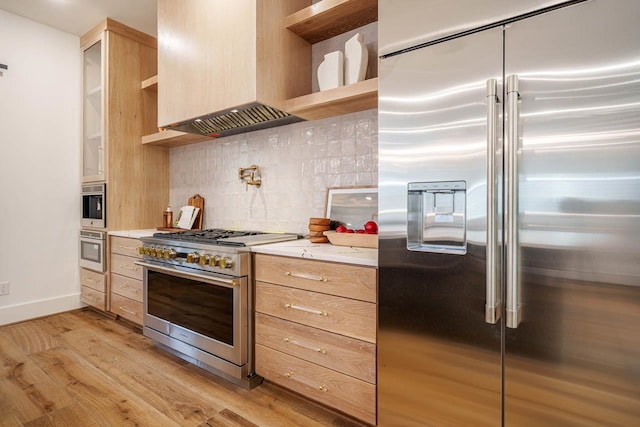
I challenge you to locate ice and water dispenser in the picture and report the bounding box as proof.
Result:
[407,181,467,254]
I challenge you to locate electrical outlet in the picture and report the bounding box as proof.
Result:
[0,281,9,296]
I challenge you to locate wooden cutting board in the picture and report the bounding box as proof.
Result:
[188,194,204,230]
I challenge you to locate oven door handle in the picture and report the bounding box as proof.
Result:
[134,261,239,288]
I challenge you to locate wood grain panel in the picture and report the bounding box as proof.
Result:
[157,0,257,126]
[142,129,213,146]
[80,286,106,311]
[1,310,365,427]
[256,312,375,384]
[285,0,378,44]
[105,29,168,231]
[256,344,375,424]
[0,323,61,356]
[110,236,142,258]
[29,346,181,426]
[80,268,106,292]
[256,282,376,343]
[110,294,143,325]
[110,273,143,302]
[256,0,312,108]
[0,359,75,424]
[157,0,310,126]
[255,254,376,302]
[110,253,143,281]
[284,77,378,121]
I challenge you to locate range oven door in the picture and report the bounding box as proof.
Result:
[139,261,248,366]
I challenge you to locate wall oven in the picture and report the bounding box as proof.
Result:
[79,230,106,272]
[82,183,106,228]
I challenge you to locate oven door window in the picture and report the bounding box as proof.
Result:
[147,270,235,346]
[80,240,102,263]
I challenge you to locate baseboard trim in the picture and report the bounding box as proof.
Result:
[0,293,84,326]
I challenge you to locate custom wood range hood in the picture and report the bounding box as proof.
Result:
[157,0,311,137]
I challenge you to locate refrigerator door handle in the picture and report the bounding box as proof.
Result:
[506,74,522,328]
[485,78,501,324]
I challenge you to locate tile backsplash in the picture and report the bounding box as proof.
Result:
[170,109,378,235]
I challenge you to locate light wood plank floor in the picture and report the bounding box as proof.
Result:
[0,309,368,427]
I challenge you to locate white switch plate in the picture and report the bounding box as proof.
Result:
[0,281,9,295]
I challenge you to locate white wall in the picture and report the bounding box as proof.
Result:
[0,10,82,325]
[170,109,378,234]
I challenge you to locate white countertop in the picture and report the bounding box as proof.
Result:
[250,239,378,267]
[108,229,163,239]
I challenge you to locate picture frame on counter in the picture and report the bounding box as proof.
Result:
[325,186,378,230]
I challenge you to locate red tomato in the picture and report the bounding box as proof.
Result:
[345,229,355,233]
[336,225,347,233]
[356,229,365,234]
[364,221,378,233]
[364,229,377,234]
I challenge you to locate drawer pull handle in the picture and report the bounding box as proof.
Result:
[283,337,327,354]
[119,285,140,293]
[119,264,139,272]
[118,306,137,316]
[285,271,328,282]
[284,303,328,316]
[84,277,98,284]
[283,371,328,392]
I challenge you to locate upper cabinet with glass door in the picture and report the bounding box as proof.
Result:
[82,37,104,182]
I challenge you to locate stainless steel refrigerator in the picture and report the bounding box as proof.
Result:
[377,1,640,425]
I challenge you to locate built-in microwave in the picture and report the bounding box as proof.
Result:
[82,183,106,229]
[79,230,106,272]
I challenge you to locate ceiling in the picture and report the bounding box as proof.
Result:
[0,0,157,37]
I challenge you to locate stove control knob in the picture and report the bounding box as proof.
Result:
[199,254,211,266]
[186,253,200,264]
[219,257,233,269]
[209,255,220,267]
[149,248,157,257]
[138,246,145,255]
[168,249,177,259]
[143,246,151,256]
[156,248,165,259]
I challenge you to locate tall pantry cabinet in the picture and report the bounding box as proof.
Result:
[80,18,168,230]
[80,19,169,312]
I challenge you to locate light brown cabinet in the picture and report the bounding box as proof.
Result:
[108,236,144,325]
[156,0,311,128]
[80,268,107,311]
[80,19,169,230]
[254,254,377,425]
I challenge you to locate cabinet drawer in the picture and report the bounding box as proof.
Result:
[110,293,143,325]
[81,286,106,310]
[256,313,375,384]
[110,236,142,258]
[255,254,376,303]
[80,268,106,292]
[110,253,143,280]
[256,344,375,425]
[256,282,376,343]
[111,273,143,302]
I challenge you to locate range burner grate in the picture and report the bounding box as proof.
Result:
[153,228,264,245]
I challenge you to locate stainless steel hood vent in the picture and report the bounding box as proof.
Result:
[164,103,304,138]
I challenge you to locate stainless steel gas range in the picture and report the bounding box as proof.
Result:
[137,229,298,389]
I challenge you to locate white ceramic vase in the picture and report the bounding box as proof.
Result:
[344,33,368,85]
[317,50,344,91]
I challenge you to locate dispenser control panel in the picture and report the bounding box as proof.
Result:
[407,181,466,254]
